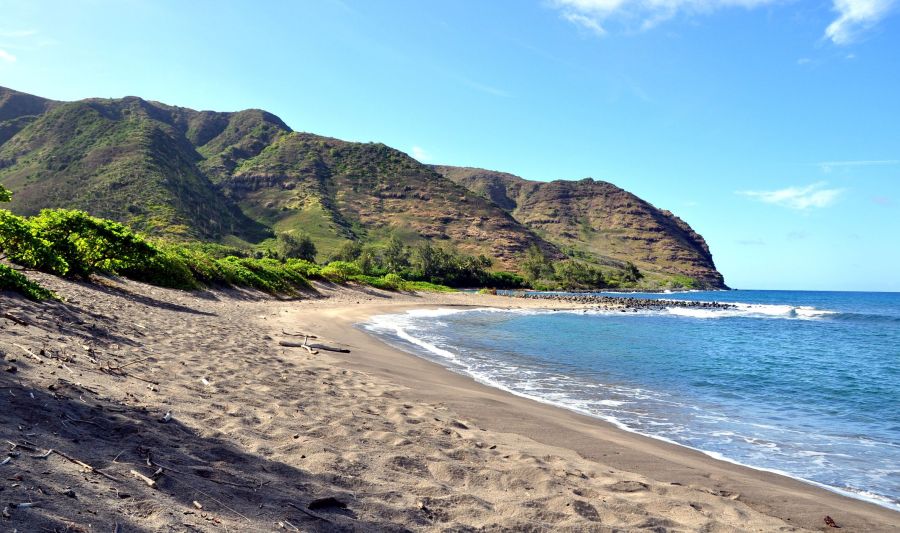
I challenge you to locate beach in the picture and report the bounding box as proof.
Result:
[1,277,898,531]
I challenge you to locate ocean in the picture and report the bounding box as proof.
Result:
[362,290,900,511]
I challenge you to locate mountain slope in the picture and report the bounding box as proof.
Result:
[433,165,725,288]
[214,132,561,266]
[0,90,268,240]
[0,86,726,286]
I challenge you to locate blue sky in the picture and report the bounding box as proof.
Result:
[1,0,898,291]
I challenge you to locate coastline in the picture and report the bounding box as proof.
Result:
[3,277,898,531]
[278,288,900,532]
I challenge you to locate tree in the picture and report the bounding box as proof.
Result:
[355,246,382,275]
[0,185,11,203]
[554,260,605,290]
[383,234,409,272]
[622,261,643,283]
[521,245,551,283]
[277,232,317,262]
[330,240,362,263]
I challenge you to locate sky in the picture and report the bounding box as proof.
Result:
[1,0,898,291]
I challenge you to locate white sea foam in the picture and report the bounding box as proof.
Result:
[666,302,837,320]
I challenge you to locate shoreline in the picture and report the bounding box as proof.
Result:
[357,304,899,514]
[4,277,898,531]
[279,290,900,532]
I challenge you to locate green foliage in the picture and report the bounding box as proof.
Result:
[283,258,321,278]
[0,264,55,300]
[484,271,526,289]
[383,234,409,272]
[381,272,404,290]
[409,242,492,287]
[330,241,363,263]
[553,260,605,290]
[622,261,643,283]
[0,209,68,275]
[320,261,362,282]
[28,209,158,278]
[521,245,552,284]
[669,274,699,289]
[401,280,456,293]
[0,185,10,203]
[277,232,317,262]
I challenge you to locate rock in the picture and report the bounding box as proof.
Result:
[571,500,601,521]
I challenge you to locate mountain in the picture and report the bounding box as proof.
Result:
[0,86,726,287]
[433,166,725,288]
[0,89,268,240]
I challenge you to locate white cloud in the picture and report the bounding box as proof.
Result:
[825,0,895,45]
[551,0,895,41]
[0,49,16,62]
[411,146,432,162]
[552,0,779,35]
[562,11,608,35]
[818,159,899,172]
[737,182,844,209]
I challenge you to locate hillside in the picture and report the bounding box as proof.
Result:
[433,166,726,288]
[0,86,726,286]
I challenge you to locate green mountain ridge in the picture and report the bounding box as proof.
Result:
[0,86,726,288]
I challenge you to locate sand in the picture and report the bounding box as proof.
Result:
[1,276,898,532]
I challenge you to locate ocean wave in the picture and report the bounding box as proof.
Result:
[665,303,837,320]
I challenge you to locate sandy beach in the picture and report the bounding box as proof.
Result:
[2,277,898,532]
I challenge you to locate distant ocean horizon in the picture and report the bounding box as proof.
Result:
[362,290,900,511]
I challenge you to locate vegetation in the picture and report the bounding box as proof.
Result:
[276,231,317,261]
[0,184,459,299]
[0,87,725,289]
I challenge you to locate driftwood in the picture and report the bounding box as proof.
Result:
[1,312,29,327]
[278,341,319,355]
[308,343,350,354]
[12,343,43,364]
[130,469,157,488]
[53,449,120,483]
[278,340,350,354]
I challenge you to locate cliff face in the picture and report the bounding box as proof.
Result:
[433,166,726,288]
[0,86,725,286]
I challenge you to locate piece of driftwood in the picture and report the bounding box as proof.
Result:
[278,341,319,355]
[307,343,350,354]
[53,449,119,483]
[130,469,157,488]
[1,312,29,326]
[12,343,43,364]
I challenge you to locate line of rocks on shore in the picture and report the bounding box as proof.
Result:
[507,292,736,312]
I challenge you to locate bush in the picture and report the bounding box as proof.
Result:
[28,209,157,278]
[320,261,362,282]
[0,210,68,275]
[0,264,55,300]
[284,258,321,279]
[277,232,317,261]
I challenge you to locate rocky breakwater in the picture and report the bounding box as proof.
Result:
[510,292,736,312]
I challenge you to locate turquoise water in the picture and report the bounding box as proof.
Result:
[362,290,900,510]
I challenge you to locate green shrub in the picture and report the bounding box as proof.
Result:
[320,261,362,282]
[28,209,157,278]
[0,264,56,300]
[0,210,68,275]
[381,272,404,290]
[284,258,322,279]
